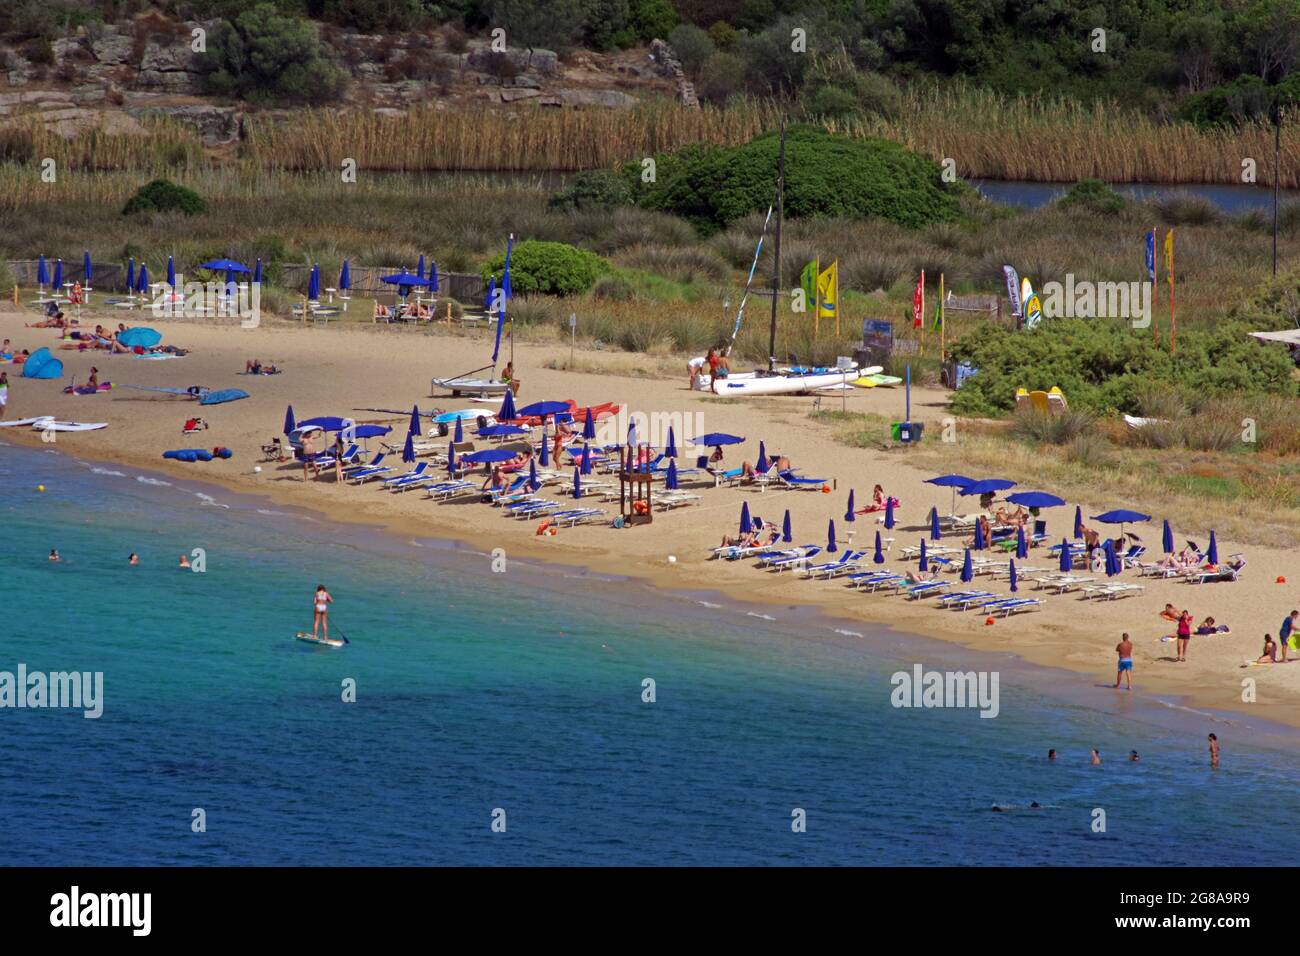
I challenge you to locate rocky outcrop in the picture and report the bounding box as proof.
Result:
[126,103,242,146]
[555,88,638,108]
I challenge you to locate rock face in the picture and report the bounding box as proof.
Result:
[465,45,558,76]
[126,104,242,146]
[91,33,135,66]
[137,40,199,91]
[555,88,638,108]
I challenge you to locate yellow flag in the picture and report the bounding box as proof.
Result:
[817,260,837,320]
[1164,229,1174,284]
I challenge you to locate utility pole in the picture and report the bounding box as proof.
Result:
[767,117,786,374]
[1273,103,1283,276]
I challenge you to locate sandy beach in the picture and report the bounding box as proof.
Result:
[3,303,1298,730]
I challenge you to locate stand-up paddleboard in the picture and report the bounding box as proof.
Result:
[295,632,348,647]
[854,373,903,388]
[30,420,107,432]
[0,416,54,427]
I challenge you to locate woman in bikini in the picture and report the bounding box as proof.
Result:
[312,584,333,640]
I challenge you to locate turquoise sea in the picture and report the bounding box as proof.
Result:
[1,441,1297,866]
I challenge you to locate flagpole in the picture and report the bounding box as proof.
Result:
[1168,229,1176,355]
[767,117,785,374]
[834,259,840,337]
[1151,227,1158,343]
[919,269,925,356]
[939,272,946,362]
[814,256,820,341]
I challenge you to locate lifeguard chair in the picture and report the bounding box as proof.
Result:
[618,444,653,525]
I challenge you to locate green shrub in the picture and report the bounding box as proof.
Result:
[198,4,345,104]
[628,125,964,233]
[548,169,633,212]
[1177,75,1277,128]
[479,240,610,296]
[592,274,637,300]
[707,20,738,49]
[1153,192,1220,226]
[696,51,747,102]
[122,179,207,216]
[667,24,715,75]
[1058,179,1127,215]
[631,0,679,40]
[321,0,424,31]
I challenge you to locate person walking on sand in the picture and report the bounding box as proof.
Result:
[1279,610,1298,663]
[1115,632,1134,690]
[1208,733,1219,768]
[1176,609,1192,662]
[0,371,8,419]
[312,584,333,640]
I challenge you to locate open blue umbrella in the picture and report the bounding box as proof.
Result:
[960,548,973,583]
[572,468,582,499]
[884,497,896,530]
[930,507,941,541]
[477,424,528,439]
[339,260,351,292]
[1009,559,1019,592]
[740,502,752,535]
[873,531,885,564]
[1207,530,1218,565]
[959,478,1017,498]
[973,518,986,550]
[827,519,837,553]
[666,459,679,490]
[136,263,149,294]
[453,415,463,444]
[845,489,856,522]
[351,424,391,440]
[428,261,439,293]
[580,442,593,476]
[83,250,92,283]
[518,400,570,418]
[527,458,539,491]
[298,416,351,431]
[583,408,596,441]
[1073,506,1084,538]
[254,258,263,284]
[1059,539,1072,572]
[498,388,516,421]
[53,259,63,289]
[118,327,161,349]
[166,256,175,287]
[1162,519,1174,554]
[462,448,519,464]
[37,255,48,287]
[1015,526,1027,559]
[382,270,431,293]
[782,510,792,543]
[925,473,975,515]
[199,258,250,273]
[402,432,415,464]
[919,540,929,572]
[694,433,745,448]
[409,405,421,436]
[1092,509,1151,539]
[1007,491,1066,509]
[283,404,296,436]
[125,257,135,292]
[664,426,677,458]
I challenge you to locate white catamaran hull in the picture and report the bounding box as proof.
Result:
[710,369,862,396]
[431,377,507,398]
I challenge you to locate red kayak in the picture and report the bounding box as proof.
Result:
[501,400,620,427]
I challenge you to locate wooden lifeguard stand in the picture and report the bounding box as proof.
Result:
[618,444,653,525]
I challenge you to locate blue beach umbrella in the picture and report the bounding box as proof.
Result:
[125,258,135,292]
[1015,526,1027,559]
[1073,506,1084,538]
[1162,519,1174,555]
[409,405,421,436]
[416,254,425,279]
[402,432,415,464]
[960,548,973,583]
[740,501,752,535]
[664,426,677,458]
[782,510,792,543]
[83,250,92,283]
[462,448,518,464]
[53,259,63,289]
[572,468,582,499]
[351,424,390,440]
[973,518,986,550]
[254,258,263,284]
[666,459,679,490]
[539,431,549,467]
[1091,509,1151,540]
[1059,539,1072,573]
[694,433,745,448]
[453,415,463,444]
[580,442,593,476]
[283,405,296,436]
[845,489,856,522]
[919,540,929,572]
[1007,491,1066,509]
[527,458,539,491]
[1207,530,1218,565]
[136,263,149,294]
[308,263,321,300]
[827,519,837,554]
[1103,539,1119,577]
[37,255,48,287]
[428,261,439,293]
[873,531,885,564]
[167,256,175,287]
[757,441,769,474]
[118,327,161,349]
[959,478,1017,498]
[1009,559,1019,593]
[477,424,529,439]
[498,388,516,421]
[298,416,350,431]
[583,408,596,441]
[925,473,975,515]
[339,260,351,292]
[446,445,457,475]
[930,507,941,541]
[518,400,570,419]
[885,497,896,530]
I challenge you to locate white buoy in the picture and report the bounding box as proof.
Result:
[253,466,262,474]
[667,555,677,564]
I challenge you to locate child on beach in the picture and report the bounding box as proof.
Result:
[0,371,8,419]
[313,584,333,640]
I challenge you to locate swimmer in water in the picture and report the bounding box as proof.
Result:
[178,553,190,569]
[128,553,139,566]
[1208,733,1219,768]
[1129,751,1140,762]
[1090,749,1101,765]
[48,549,59,562]
[1048,749,1056,761]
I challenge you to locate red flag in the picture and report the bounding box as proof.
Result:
[912,271,924,328]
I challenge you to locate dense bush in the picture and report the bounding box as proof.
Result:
[548,169,633,211]
[1177,75,1278,128]
[948,317,1296,417]
[627,125,964,233]
[479,240,610,295]
[1057,179,1127,215]
[197,4,345,104]
[122,179,207,217]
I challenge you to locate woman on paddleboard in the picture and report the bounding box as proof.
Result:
[313,584,333,640]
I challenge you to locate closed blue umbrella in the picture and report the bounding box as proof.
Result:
[1059,539,1072,573]
[447,445,457,475]
[53,259,63,289]
[254,258,263,284]
[498,388,517,422]
[973,518,986,550]
[1009,559,1019,593]
[1207,530,1218,565]
[539,429,549,467]
[666,459,679,490]
[580,442,593,476]
[283,404,296,436]
[1015,526,1027,559]
[757,441,769,474]
[125,257,135,292]
[664,425,677,458]
[583,408,596,441]
[409,405,421,436]
[919,540,929,572]
[884,496,896,530]
[37,255,48,287]
[339,260,351,292]
[572,467,582,499]
[845,489,856,522]
[873,531,885,564]
[960,548,973,583]
[453,415,463,444]
[1162,519,1174,554]
[83,250,92,283]
[1073,506,1084,538]
[527,458,539,491]
[166,256,175,287]
[1103,539,1119,577]
[502,235,514,301]
[740,501,752,535]
[827,519,837,554]
[402,432,415,464]
[308,263,321,300]
[781,510,792,543]
[136,263,149,294]
[428,261,439,292]
[416,254,425,279]
[930,507,941,541]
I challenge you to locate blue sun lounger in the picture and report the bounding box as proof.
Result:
[776,469,828,490]
[937,590,997,609]
[846,570,896,589]
[342,451,383,476]
[426,480,475,500]
[347,458,393,483]
[802,550,867,579]
[767,547,823,572]
[383,461,429,488]
[984,598,1045,616]
[853,572,904,592]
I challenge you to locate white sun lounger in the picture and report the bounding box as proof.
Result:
[1081,583,1146,600]
[1033,575,1095,593]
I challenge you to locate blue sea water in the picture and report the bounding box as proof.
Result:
[1,442,1297,866]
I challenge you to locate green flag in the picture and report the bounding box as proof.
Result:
[800,260,818,313]
[931,300,942,332]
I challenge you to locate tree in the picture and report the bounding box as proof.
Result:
[485,0,589,51]
[667,23,715,76]
[198,4,344,103]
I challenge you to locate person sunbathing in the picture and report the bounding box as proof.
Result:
[739,455,791,481]
[26,311,73,329]
[904,569,937,584]
[964,515,992,547]
[1160,603,1180,622]
[1256,635,1278,664]
[374,303,392,320]
[719,529,762,549]
[1195,616,1230,635]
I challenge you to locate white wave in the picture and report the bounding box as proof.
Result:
[90,467,126,477]
[833,628,864,638]
[135,476,171,486]
[745,611,776,622]
[194,492,230,509]
[256,509,289,517]
[696,600,722,609]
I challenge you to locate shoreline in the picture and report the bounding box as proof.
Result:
[3,307,1299,734]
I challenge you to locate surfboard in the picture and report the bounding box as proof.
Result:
[855,374,903,388]
[0,416,53,427]
[295,632,346,647]
[30,421,107,432]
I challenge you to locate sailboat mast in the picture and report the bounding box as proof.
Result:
[767,118,786,374]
